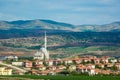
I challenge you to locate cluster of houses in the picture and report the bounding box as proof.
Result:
[0,55,120,75]
[1,55,119,75]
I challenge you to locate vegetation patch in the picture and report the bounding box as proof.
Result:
[2,75,120,80]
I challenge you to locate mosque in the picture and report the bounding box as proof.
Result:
[34,32,49,60]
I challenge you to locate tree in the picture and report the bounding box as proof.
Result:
[110,66,118,71]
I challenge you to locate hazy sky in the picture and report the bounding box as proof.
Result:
[0,0,120,25]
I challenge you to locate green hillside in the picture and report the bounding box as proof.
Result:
[0,32,120,58]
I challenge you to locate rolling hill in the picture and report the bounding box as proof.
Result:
[0,19,120,32]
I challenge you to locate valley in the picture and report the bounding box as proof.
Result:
[0,32,120,58]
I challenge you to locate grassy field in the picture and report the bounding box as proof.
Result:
[50,46,120,58]
[1,75,120,80]
[0,45,120,58]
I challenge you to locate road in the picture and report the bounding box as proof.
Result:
[0,62,27,73]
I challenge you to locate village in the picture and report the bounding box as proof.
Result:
[0,55,120,76]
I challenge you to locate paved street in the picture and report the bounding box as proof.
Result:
[0,62,27,73]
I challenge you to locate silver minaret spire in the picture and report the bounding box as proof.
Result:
[44,31,49,60]
[44,31,47,49]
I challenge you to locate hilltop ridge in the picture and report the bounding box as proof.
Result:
[0,19,120,32]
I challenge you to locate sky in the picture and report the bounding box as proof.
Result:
[0,0,120,25]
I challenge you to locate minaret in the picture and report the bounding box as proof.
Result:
[44,31,49,60]
[44,31,47,49]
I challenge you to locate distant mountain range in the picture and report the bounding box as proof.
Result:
[0,19,120,32]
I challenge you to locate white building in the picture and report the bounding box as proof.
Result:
[77,68,95,75]
[5,56,18,61]
[0,67,12,75]
[34,32,49,60]
[12,62,23,66]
